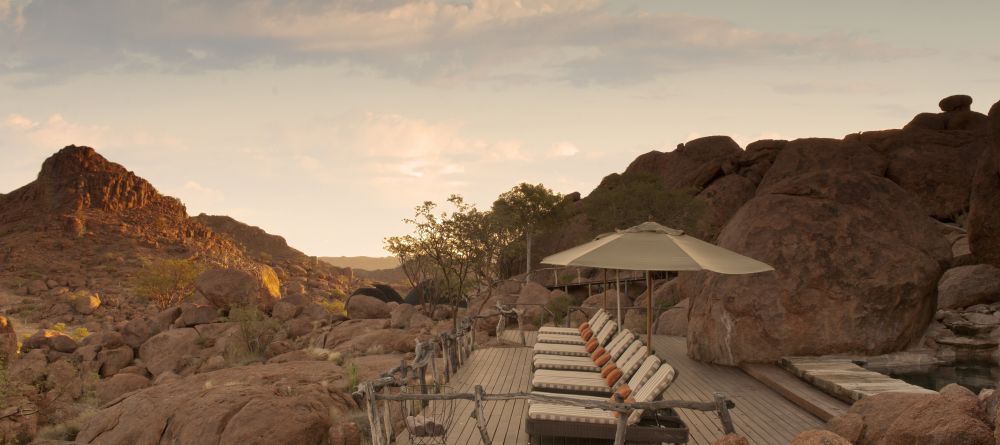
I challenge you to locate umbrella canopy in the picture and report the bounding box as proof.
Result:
[541,221,774,354]
[541,221,774,274]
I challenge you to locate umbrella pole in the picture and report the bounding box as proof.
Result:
[646,270,653,356]
[602,269,608,310]
[616,270,622,332]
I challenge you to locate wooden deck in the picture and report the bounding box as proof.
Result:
[397,333,826,445]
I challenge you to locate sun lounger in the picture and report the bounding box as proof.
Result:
[538,309,607,336]
[532,330,636,372]
[526,364,686,444]
[536,315,610,345]
[532,344,648,395]
[531,354,663,402]
[532,320,617,357]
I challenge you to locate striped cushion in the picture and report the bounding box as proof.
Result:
[594,322,617,344]
[535,369,613,379]
[626,355,662,390]
[538,310,607,335]
[532,375,614,394]
[532,343,589,357]
[627,364,678,425]
[607,331,635,360]
[527,404,617,424]
[618,346,648,382]
[536,333,587,345]
[533,358,600,372]
[530,391,607,402]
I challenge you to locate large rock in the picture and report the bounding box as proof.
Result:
[96,373,150,404]
[882,135,988,219]
[936,264,1000,309]
[75,361,357,445]
[687,170,951,364]
[757,138,888,193]
[0,315,16,362]
[828,386,991,445]
[97,345,135,377]
[138,328,202,378]
[22,329,78,353]
[624,136,742,190]
[515,282,552,329]
[70,290,101,315]
[788,430,851,445]
[940,94,973,112]
[655,299,689,336]
[969,99,1000,267]
[346,294,391,319]
[195,266,282,311]
[696,174,757,238]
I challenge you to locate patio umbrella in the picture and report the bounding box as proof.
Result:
[540,221,773,354]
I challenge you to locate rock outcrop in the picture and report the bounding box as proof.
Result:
[195,266,282,311]
[687,170,951,364]
[969,100,1000,266]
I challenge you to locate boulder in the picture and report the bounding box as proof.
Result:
[828,392,928,444]
[26,279,48,295]
[96,373,150,404]
[138,328,201,378]
[969,100,1000,267]
[97,345,135,377]
[515,282,551,329]
[940,94,973,112]
[687,171,951,364]
[879,384,992,445]
[0,315,17,362]
[122,318,154,349]
[70,290,101,315]
[272,300,302,321]
[711,434,749,445]
[22,329,78,353]
[696,174,757,238]
[177,305,220,327]
[882,136,988,219]
[76,362,357,445]
[624,136,742,190]
[757,138,888,194]
[352,286,404,304]
[788,430,851,445]
[195,266,282,312]
[390,303,417,329]
[936,265,1000,309]
[346,294,391,319]
[655,299,689,336]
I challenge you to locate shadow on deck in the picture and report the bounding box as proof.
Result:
[396,332,826,445]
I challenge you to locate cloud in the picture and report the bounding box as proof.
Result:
[0,112,179,153]
[0,0,920,86]
[548,141,579,157]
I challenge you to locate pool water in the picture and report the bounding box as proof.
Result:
[868,362,1000,394]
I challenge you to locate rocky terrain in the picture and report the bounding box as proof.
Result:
[0,147,454,444]
[524,95,1000,369]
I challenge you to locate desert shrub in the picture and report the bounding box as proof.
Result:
[135,259,206,309]
[318,299,347,317]
[51,323,67,333]
[225,306,280,365]
[545,292,579,325]
[347,362,360,391]
[330,288,347,300]
[70,327,90,341]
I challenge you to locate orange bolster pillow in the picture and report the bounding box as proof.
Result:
[591,347,606,361]
[594,352,611,367]
[614,384,632,400]
[581,329,593,341]
[605,368,623,386]
[601,363,618,378]
[585,338,599,353]
[578,322,589,332]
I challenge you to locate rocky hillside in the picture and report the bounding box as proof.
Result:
[0,146,353,318]
[533,95,1000,366]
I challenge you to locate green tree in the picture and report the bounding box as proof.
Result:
[491,183,563,281]
[135,259,206,309]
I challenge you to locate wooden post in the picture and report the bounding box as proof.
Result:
[430,345,440,393]
[364,384,387,445]
[646,270,653,356]
[473,385,492,444]
[714,392,735,434]
[418,365,428,408]
[613,411,629,445]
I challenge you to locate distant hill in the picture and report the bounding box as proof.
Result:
[320,256,399,271]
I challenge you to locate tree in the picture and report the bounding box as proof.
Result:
[135,259,206,309]
[491,183,563,281]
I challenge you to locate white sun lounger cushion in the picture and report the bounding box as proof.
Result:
[536,317,609,344]
[627,364,678,425]
[527,404,618,424]
[531,374,614,394]
[533,357,601,372]
[625,355,662,390]
[532,343,591,357]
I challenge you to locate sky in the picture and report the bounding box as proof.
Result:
[1,0,998,257]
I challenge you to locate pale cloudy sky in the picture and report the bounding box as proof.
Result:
[1,0,998,256]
